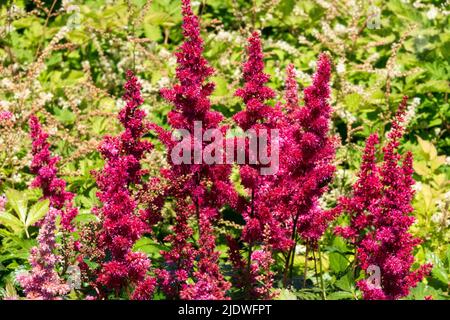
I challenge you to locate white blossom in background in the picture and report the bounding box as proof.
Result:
[337,109,356,123]
[275,40,298,55]
[232,68,242,81]
[14,88,31,100]
[0,100,11,109]
[38,92,53,105]
[404,97,420,124]
[63,0,80,13]
[157,77,170,89]
[297,70,311,83]
[336,59,346,74]
[445,156,450,166]
[1,78,14,89]
[413,181,423,192]
[293,5,304,16]
[426,6,439,20]
[48,126,58,135]
[334,23,347,34]
[140,79,154,94]
[215,30,234,43]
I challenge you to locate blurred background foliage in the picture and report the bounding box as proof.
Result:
[0,0,449,299]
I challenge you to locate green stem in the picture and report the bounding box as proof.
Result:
[318,243,326,300]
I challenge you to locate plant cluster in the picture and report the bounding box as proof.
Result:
[0,0,448,300]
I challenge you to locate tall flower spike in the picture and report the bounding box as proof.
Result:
[284,64,299,116]
[155,0,235,300]
[17,208,70,299]
[29,116,78,231]
[94,70,155,299]
[336,97,432,300]
[160,0,221,130]
[231,32,283,298]
[335,133,381,241]
[283,53,336,245]
[233,31,277,131]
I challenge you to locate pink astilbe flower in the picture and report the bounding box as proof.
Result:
[283,64,299,116]
[17,208,70,299]
[233,31,278,131]
[94,70,155,299]
[226,236,275,299]
[277,55,337,245]
[336,97,432,300]
[154,0,235,300]
[29,116,78,230]
[0,110,13,125]
[230,32,284,298]
[233,31,285,249]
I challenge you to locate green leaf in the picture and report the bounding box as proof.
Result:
[275,289,297,300]
[417,137,437,160]
[335,272,355,292]
[329,252,349,274]
[344,93,362,112]
[5,189,28,224]
[25,199,49,228]
[413,161,431,176]
[83,258,99,270]
[327,291,354,300]
[0,212,24,234]
[431,266,449,285]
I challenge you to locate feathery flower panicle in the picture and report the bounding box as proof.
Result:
[17,208,69,299]
[283,64,299,116]
[233,31,278,131]
[94,70,155,299]
[0,110,13,125]
[336,97,432,300]
[29,116,78,231]
[154,0,235,300]
[230,32,285,298]
[234,31,284,248]
[276,54,337,245]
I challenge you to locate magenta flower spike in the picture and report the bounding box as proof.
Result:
[95,70,155,299]
[336,97,432,300]
[29,116,78,231]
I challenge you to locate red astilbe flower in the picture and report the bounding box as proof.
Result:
[229,31,283,299]
[154,0,235,300]
[28,116,78,231]
[278,55,337,245]
[336,97,432,300]
[233,31,278,131]
[255,58,337,286]
[17,208,70,299]
[94,70,155,299]
[233,31,284,248]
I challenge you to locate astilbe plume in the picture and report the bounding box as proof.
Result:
[0,110,13,124]
[154,0,235,300]
[233,32,284,249]
[94,70,155,299]
[229,31,283,298]
[276,55,337,246]
[17,208,70,299]
[336,97,432,300]
[28,116,78,230]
